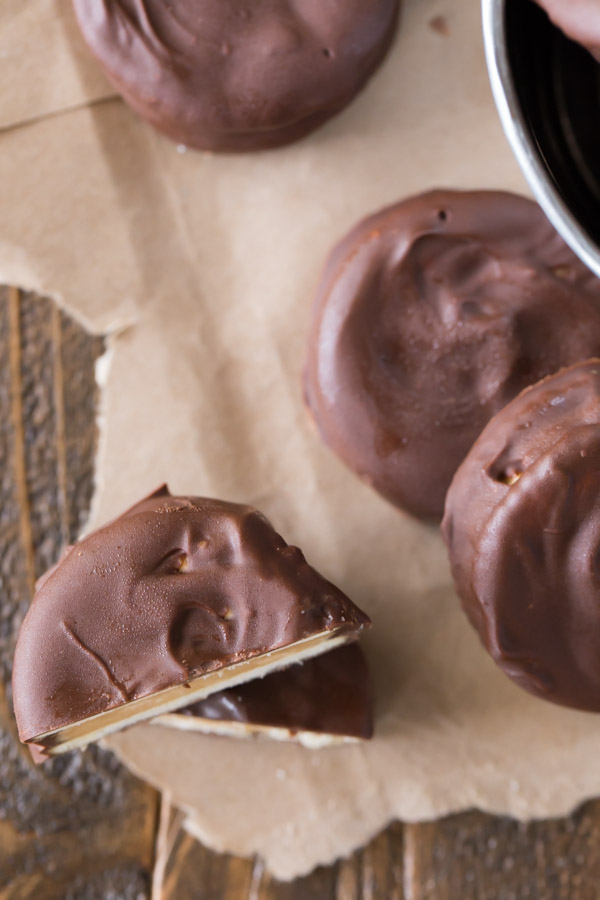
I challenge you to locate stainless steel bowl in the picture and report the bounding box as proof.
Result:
[482,0,600,277]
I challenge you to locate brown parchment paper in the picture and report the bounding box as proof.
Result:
[0,0,114,131]
[3,0,600,881]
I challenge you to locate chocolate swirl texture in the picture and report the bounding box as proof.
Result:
[304,190,600,520]
[72,0,399,152]
[442,360,600,710]
[13,486,369,743]
[177,642,373,739]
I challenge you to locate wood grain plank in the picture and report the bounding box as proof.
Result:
[0,287,159,900]
[403,803,600,900]
[158,819,405,900]
[161,830,255,900]
[58,306,105,540]
[0,287,35,685]
[17,289,68,575]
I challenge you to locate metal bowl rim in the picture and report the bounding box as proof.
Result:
[481,0,600,278]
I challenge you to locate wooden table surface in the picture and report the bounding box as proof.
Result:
[2,286,600,899]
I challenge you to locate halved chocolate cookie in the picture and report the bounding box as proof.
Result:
[304,190,600,519]
[443,360,600,710]
[156,642,373,746]
[13,486,369,759]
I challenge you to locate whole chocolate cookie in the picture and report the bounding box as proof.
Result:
[72,0,399,152]
[13,486,369,756]
[304,189,600,520]
[534,0,600,58]
[442,360,600,711]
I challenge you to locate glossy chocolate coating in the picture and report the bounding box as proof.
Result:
[179,642,373,739]
[72,0,398,152]
[534,0,600,57]
[13,486,369,743]
[304,190,600,520]
[442,360,600,711]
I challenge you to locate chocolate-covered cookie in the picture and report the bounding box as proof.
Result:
[304,189,600,520]
[443,360,600,711]
[158,642,373,745]
[72,0,398,152]
[534,0,600,58]
[13,486,369,758]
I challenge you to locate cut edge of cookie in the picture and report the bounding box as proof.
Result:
[26,629,353,759]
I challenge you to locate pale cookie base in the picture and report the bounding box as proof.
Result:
[30,630,352,756]
[153,714,360,749]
